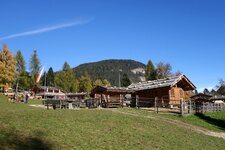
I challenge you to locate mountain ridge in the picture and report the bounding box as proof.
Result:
[72,59,146,86]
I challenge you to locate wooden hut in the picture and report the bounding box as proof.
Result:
[91,86,134,108]
[209,97,225,104]
[66,92,87,100]
[33,86,65,99]
[190,93,212,103]
[128,75,196,107]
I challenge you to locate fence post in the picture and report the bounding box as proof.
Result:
[215,104,217,112]
[202,102,205,113]
[189,100,192,114]
[180,99,184,116]
[120,94,123,108]
[154,97,157,112]
[136,95,139,109]
[156,97,159,113]
[193,101,196,113]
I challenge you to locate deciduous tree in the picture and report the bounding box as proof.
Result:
[93,79,103,88]
[55,62,78,92]
[102,79,111,87]
[79,72,92,93]
[156,62,172,79]
[0,44,17,88]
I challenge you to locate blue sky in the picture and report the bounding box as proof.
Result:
[1,0,225,91]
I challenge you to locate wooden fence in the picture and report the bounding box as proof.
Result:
[43,99,98,109]
[180,100,225,115]
[130,96,225,115]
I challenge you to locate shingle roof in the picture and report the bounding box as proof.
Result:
[66,92,87,96]
[39,86,61,91]
[128,75,196,91]
[91,86,134,94]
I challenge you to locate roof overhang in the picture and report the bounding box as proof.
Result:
[172,75,196,91]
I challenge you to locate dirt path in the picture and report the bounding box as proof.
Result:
[110,109,225,140]
[29,104,46,109]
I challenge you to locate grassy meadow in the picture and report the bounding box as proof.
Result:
[0,94,225,150]
[173,112,225,132]
[119,108,225,132]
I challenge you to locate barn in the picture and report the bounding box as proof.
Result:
[91,86,134,108]
[128,74,196,107]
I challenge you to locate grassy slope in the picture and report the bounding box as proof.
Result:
[0,95,225,150]
[170,112,225,132]
[119,108,225,132]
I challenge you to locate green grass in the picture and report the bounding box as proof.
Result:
[173,112,225,132]
[118,107,225,132]
[1,94,225,149]
[28,99,43,105]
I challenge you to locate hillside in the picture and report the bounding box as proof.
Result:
[1,95,225,149]
[73,59,146,86]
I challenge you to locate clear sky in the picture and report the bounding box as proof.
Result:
[1,0,225,91]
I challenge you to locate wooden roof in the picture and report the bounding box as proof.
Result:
[210,97,225,101]
[190,94,225,102]
[66,92,87,96]
[128,75,196,91]
[191,93,212,102]
[191,93,212,99]
[38,86,61,91]
[91,86,134,95]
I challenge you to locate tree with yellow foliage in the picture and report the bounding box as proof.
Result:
[0,44,17,89]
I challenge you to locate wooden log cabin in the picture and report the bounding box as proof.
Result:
[66,92,87,100]
[33,86,66,99]
[91,86,134,108]
[128,75,196,107]
[190,93,212,103]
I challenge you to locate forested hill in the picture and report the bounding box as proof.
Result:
[73,59,146,86]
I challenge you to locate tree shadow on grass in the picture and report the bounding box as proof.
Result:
[195,113,225,131]
[0,129,53,150]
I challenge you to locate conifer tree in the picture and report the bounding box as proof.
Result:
[121,73,131,87]
[216,79,225,96]
[145,60,156,80]
[29,50,41,86]
[55,62,78,92]
[16,50,26,74]
[46,67,55,86]
[203,88,210,95]
[15,50,31,90]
